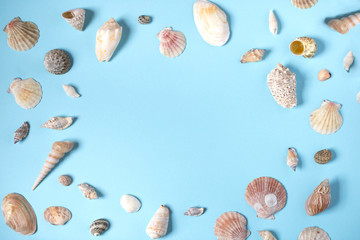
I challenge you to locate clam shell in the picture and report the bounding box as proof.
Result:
[318,69,331,81]
[58,175,72,186]
[314,149,332,164]
[62,8,85,31]
[193,0,230,46]
[259,230,277,240]
[14,122,29,144]
[78,183,98,199]
[3,17,39,51]
[328,13,360,34]
[269,10,278,35]
[157,27,186,58]
[240,49,266,63]
[44,206,71,225]
[138,15,151,24]
[96,18,122,62]
[287,147,298,171]
[146,205,169,239]
[291,0,318,9]
[184,207,205,217]
[1,193,37,235]
[90,219,110,236]
[44,49,71,75]
[120,194,141,213]
[63,84,80,98]
[41,117,73,130]
[298,227,330,240]
[289,37,317,58]
[344,51,354,72]
[245,177,286,219]
[305,179,331,216]
[7,78,42,109]
[309,100,343,135]
[214,212,250,240]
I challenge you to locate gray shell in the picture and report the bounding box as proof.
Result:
[44,49,71,75]
[14,122,29,144]
[138,15,151,24]
[314,149,332,164]
[58,175,72,186]
[90,219,109,236]
[184,207,205,216]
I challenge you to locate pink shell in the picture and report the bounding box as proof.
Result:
[214,212,250,240]
[157,27,186,58]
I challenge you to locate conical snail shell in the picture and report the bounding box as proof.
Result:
[95,18,122,62]
[287,147,298,171]
[157,27,186,58]
[309,100,343,135]
[43,206,71,225]
[269,10,278,35]
[259,230,277,240]
[146,205,169,239]
[90,219,110,236]
[62,9,85,31]
[305,179,331,216]
[344,50,354,72]
[78,183,98,199]
[328,13,360,34]
[214,212,250,240]
[298,227,330,240]
[41,117,73,130]
[7,78,42,109]
[14,122,29,144]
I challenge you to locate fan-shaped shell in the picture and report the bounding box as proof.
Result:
[146,205,169,239]
[7,78,42,109]
[298,227,330,240]
[291,0,318,9]
[120,194,141,213]
[287,147,298,171]
[214,212,250,240]
[44,206,71,225]
[58,175,72,186]
[1,193,37,235]
[78,183,98,199]
[259,230,277,240]
[63,84,80,98]
[41,117,73,130]
[62,8,85,31]
[240,49,265,63]
[289,37,317,58]
[157,27,186,58]
[245,177,286,219]
[193,0,230,46]
[96,18,122,62]
[184,207,205,217]
[305,179,331,216]
[90,219,110,236]
[309,100,342,135]
[44,49,71,75]
[14,122,29,144]
[3,17,39,51]
[328,13,360,34]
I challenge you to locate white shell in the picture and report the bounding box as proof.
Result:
[291,0,318,9]
[120,195,141,213]
[309,100,343,135]
[96,18,122,62]
[146,205,169,239]
[63,84,80,98]
[62,8,85,31]
[298,227,330,240]
[157,27,186,58]
[344,51,354,72]
[7,78,42,109]
[259,230,277,240]
[269,10,278,35]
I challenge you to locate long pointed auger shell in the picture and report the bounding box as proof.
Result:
[240,49,266,63]
[7,78,42,109]
[3,17,39,51]
[287,147,299,171]
[214,212,250,240]
[269,10,278,35]
[309,100,343,135]
[328,13,360,34]
[291,0,318,9]
[305,179,331,216]
[63,84,80,98]
[41,117,73,130]
[1,193,37,235]
[193,0,230,46]
[344,51,354,72]
[62,9,85,31]
[298,227,330,240]
[78,183,98,200]
[32,141,74,190]
[157,27,186,58]
[95,18,122,62]
[44,206,71,225]
[259,230,277,240]
[14,122,29,144]
[146,205,169,239]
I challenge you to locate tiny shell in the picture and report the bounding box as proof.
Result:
[314,149,332,164]
[90,219,110,236]
[287,147,298,171]
[95,18,122,62]
[157,27,186,58]
[298,227,330,240]
[214,212,250,240]
[259,230,277,240]
[44,206,71,225]
[62,9,85,31]
[309,100,342,135]
[318,69,331,81]
[138,15,151,24]
[289,37,317,58]
[184,207,205,216]
[63,84,80,98]
[305,179,331,216]
[328,13,360,34]
[41,117,73,130]
[344,51,354,72]
[120,194,141,213]
[44,49,71,75]
[14,122,29,144]
[291,0,318,9]
[269,10,278,35]
[240,49,266,63]
[146,205,169,239]
[357,91,360,103]
[58,175,72,186]
[78,183,98,199]
[7,78,42,109]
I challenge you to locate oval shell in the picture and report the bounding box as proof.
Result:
[41,117,73,130]
[309,100,343,135]
[291,0,318,9]
[298,227,330,240]
[318,69,331,81]
[78,183,98,199]
[44,206,71,225]
[58,175,72,186]
[305,179,331,216]
[344,51,354,72]
[328,13,360,34]
[214,212,250,240]
[120,194,141,213]
[14,122,29,144]
[95,18,122,62]
[146,205,169,239]
[62,8,85,31]
[157,27,186,58]
[90,219,110,236]
[259,230,277,240]
[63,84,80,98]
[7,78,42,109]
[289,37,317,58]
[184,207,205,217]
[240,49,265,63]
[138,15,151,24]
[44,49,71,75]
[314,149,332,164]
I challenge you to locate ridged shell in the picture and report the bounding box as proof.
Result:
[3,17,39,51]
[44,49,71,75]
[344,51,354,72]
[1,193,37,235]
[44,206,71,225]
[287,147,298,171]
[7,78,42,109]
[214,212,250,240]
[62,9,85,31]
[305,179,331,216]
[120,194,141,213]
[78,183,98,199]
[291,0,318,9]
[259,230,277,240]
[298,227,330,240]
[289,37,317,58]
[309,100,343,135]
[96,18,122,62]
[14,122,29,144]
[41,117,73,130]
[184,207,205,217]
[245,177,287,219]
[193,0,230,46]
[146,205,169,239]
[328,13,360,34]
[138,15,151,24]
[58,175,72,186]
[90,219,110,236]
[318,69,331,81]
[157,27,186,58]
[63,84,80,98]
[240,49,266,63]
[267,63,297,109]
[314,149,332,164]
[269,10,278,35]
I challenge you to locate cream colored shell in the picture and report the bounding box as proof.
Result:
[78,183,98,199]
[120,194,141,213]
[41,117,73,130]
[328,13,360,34]
[269,10,278,35]
[95,18,122,62]
[240,49,265,63]
[291,0,318,9]
[7,78,42,109]
[146,205,169,239]
[63,84,80,98]
[43,206,71,225]
[309,100,342,135]
[289,37,317,58]
[62,8,85,31]
[298,227,330,240]
[259,230,277,240]
[344,51,354,72]
[157,27,186,58]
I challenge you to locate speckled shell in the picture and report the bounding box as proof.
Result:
[259,230,277,240]
[63,84,80,98]
[245,177,286,219]
[214,212,250,240]
[328,13,360,34]
[44,206,71,225]
[78,183,98,200]
[7,78,42,109]
[291,0,318,9]
[305,179,331,216]
[62,8,85,31]
[95,18,122,62]
[269,10,278,35]
[58,175,72,186]
[3,17,39,51]
[287,147,298,171]
[41,117,73,130]
[314,149,332,164]
[240,49,266,63]
[309,100,343,135]
[157,27,186,58]
[44,49,71,75]
[14,122,29,144]
[298,227,330,240]
[1,193,37,235]
[90,219,110,236]
[184,207,205,217]
[120,194,141,213]
[344,51,354,72]
[290,37,317,58]
[146,205,169,239]
[138,15,151,24]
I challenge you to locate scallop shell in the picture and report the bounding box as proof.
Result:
[289,37,317,58]
[146,205,169,239]
[14,122,29,144]
[328,13,360,34]
[214,212,250,240]
[267,63,297,109]
[7,78,42,109]
[63,84,80,98]
[138,15,151,24]
[309,100,343,135]
[120,194,141,213]
[298,227,330,240]
[305,179,331,216]
[44,206,71,225]
[58,175,72,186]
[259,230,277,240]
[287,147,298,171]
[245,177,286,219]
[184,207,205,217]
[96,18,122,62]
[3,17,39,51]
[291,0,318,9]
[157,27,186,58]
[41,117,73,130]
[318,69,331,81]
[78,183,98,200]
[90,219,110,236]
[193,0,230,46]
[344,51,354,72]
[1,193,37,235]
[62,8,85,31]
[269,10,278,35]
[44,49,71,75]
[240,49,266,63]
[314,149,332,164]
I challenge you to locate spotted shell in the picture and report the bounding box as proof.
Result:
[58,175,72,186]
[138,15,151,24]
[44,49,71,75]
[7,78,42,109]
[298,227,330,240]
[43,206,71,225]
[214,212,250,240]
[90,219,110,236]
[314,149,332,164]
[305,179,331,216]
[14,122,29,144]
[41,117,73,130]
[291,0,318,9]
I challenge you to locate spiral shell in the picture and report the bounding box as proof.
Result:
[41,117,73,130]
[78,183,98,199]
[14,122,29,144]
[291,0,318,9]
[259,230,277,240]
[240,49,266,63]
[120,194,141,213]
[287,147,298,171]
[138,15,151,24]
[90,219,110,236]
[305,179,331,216]
[298,227,330,240]
[146,205,169,239]
[157,27,186,58]
[62,8,85,31]
[289,37,317,58]
[7,78,42,109]
[96,18,122,62]
[63,84,80,98]
[44,49,71,75]
[328,13,360,34]
[44,206,71,225]
[214,212,250,240]
[58,175,72,186]
[309,100,343,135]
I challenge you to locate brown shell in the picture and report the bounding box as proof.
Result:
[58,175,72,186]
[305,179,331,216]
[214,212,250,240]
[314,149,332,164]
[78,183,98,199]
[14,122,29,144]
[240,49,266,63]
[44,206,71,225]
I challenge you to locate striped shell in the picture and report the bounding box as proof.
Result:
[259,230,277,240]
[7,78,42,109]
[138,15,151,24]
[287,147,298,171]
[58,175,72,186]
[14,122,29,144]
[291,0,318,9]
[41,117,73,130]
[289,37,317,58]
[63,84,80,98]
[214,212,250,240]
[157,27,186,58]
[44,49,71,75]
[298,227,330,240]
[43,206,71,225]
[305,179,331,216]
[328,13,360,34]
[146,205,169,239]
[62,8,85,31]
[309,100,343,135]
[314,149,332,164]
[78,183,98,200]
[90,219,110,236]
[240,49,266,63]
[95,18,122,62]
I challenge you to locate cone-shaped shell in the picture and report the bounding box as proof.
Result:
[344,51,354,72]
[78,183,98,199]
[14,122,29,144]
[146,205,169,239]
[214,212,250,240]
[62,9,85,31]
[305,179,331,216]
[1,193,37,235]
[193,0,230,46]
[184,207,205,217]
[157,27,186,58]
[96,18,122,62]
[309,100,342,135]
[3,17,39,51]
[7,78,42,109]
[90,219,110,236]
[328,13,360,34]
[63,84,80,98]
[287,147,298,171]
[259,230,277,240]
[32,141,74,190]
[267,63,297,109]
[120,194,141,213]
[41,117,73,130]
[240,49,265,63]
[298,227,330,240]
[44,49,71,75]
[289,37,317,58]
[245,177,286,219]
[291,0,318,9]
[269,10,278,35]
[314,149,332,164]
[44,206,71,225]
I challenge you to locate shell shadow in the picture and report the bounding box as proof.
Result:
[329,178,340,209]
[324,10,360,24]
[93,184,104,198]
[312,37,325,57]
[112,19,130,61]
[83,9,94,31]
[285,63,305,106]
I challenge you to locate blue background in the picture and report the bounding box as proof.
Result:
[0,0,359,239]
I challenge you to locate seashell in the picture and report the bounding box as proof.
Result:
[314,149,332,164]
[138,15,151,24]
[305,179,331,216]
[214,212,250,240]
[120,194,141,213]
[32,141,74,190]
[146,205,169,239]
[184,207,205,217]
[240,49,266,63]
[1,193,37,235]
[157,27,186,58]
[3,17,39,51]
[287,147,298,171]
[41,117,73,130]
[44,49,71,75]
[96,18,122,62]
[344,51,354,72]
[90,219,110,236]
[78,183,98,200]
[289,37,317,58]
[318,69,331,81]
[259,230,277,240]
[58,175,72,186]
[291,0,318,9]
[245,177,286,219]
[328,13,360,34]
[298,227,330,240]
[43,206,71,225]
[309,100,343,135]
[267,63,297,109]
[14,122,29,144]
[357,91,360,103]
[63,84,80,98]
[193,0,230,46]
[7,78,42,109]
[62,9,85,31]
[269,10,278,35]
